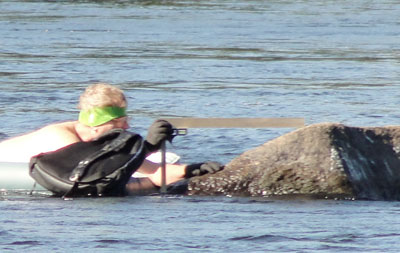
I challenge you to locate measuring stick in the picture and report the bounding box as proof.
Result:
[160,141,167,194]
[162,117,305,128]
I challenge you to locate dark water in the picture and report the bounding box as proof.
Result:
[1,0,400,252]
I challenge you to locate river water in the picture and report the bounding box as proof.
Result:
[1,0,400,252]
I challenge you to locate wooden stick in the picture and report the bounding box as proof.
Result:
[162,117,305,128]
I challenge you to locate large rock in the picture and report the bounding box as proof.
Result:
[186,123,400,200]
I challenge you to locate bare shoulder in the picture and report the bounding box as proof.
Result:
[38,121,81,144]
[40,121,76,134]
[0,121,81,162]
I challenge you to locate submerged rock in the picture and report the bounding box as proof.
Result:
[186,123,400,200]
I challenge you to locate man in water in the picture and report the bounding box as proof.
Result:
[0,83,223,194]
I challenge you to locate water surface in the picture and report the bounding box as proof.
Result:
[1,0,400,252]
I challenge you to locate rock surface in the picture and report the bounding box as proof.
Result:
[186,123,400,200]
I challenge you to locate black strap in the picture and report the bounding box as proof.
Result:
[62,181,79,199]
[69,131,133,182]
[29,182,37,195]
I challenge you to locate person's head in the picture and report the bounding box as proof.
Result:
[77,83,129,140]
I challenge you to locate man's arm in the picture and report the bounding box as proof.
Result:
[136,159,187,186]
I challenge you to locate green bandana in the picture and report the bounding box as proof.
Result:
[79,106,127,127]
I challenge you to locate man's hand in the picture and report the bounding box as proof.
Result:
[185,161,224,178]
[145,119,174,153]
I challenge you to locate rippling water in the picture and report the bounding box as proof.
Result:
[1,0,400,252]
[2,193,400,252]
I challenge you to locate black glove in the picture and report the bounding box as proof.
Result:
[145,119,174,153]
[184,161,224,178]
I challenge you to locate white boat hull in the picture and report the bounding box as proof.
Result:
[0,151,180,191]
[0,162,45,190]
